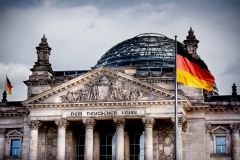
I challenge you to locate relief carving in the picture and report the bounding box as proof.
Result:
[60,75,147,102]
[46,127,57,159]
[158,124,174,160]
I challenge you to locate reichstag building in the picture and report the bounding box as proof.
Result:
[0,28,239,160]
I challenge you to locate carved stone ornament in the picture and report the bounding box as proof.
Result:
[47,127,57,159]
[158,124,174,160]
[205,123,212,133]
[28,120,42,130]
[0,128,6,135]
[229,123,239,133]
[55,119,69,130]
[83,118,96,129]
[178,117,186,126]
[59,75,147,102]
[113,118,125,128]
[142,117,155,128]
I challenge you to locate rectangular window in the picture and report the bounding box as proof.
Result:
[76,135,85,160]
[11,139,20,156]
[216,136,226,154]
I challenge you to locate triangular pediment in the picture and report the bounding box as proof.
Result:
[6,129,23,137]
[22,67,189,106]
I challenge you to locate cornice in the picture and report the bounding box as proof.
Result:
[22,67,191,106]
[25,100,189,109]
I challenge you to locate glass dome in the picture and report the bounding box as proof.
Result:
[95,33,183,73]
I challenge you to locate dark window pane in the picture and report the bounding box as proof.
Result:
[100,146,106,155]
[107,146,112,155]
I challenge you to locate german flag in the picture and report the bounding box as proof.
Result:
[176,43,215,91]
[6,76,13,95]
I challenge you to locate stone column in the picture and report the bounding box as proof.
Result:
[55,119,69,160]
[93,130,100,160]
[124,131,130,160]
[231,123,239,160]
[177,117,185,160]
[83,118,95,160]
[0,128,6,159]
[113,118,125,160]
[28,120,42,160]
[142,117,155,160]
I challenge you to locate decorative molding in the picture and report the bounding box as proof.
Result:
[205,123,212,133]
[0,128,6,135]
[229,123,239,133]
[142,117,155,128]
[113,118,125,128]
[210,125,230,140]
[28,120,42,130]
[55,119,69,130]
[83,118,95,129]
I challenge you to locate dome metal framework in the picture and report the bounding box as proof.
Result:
[95,33,183,73]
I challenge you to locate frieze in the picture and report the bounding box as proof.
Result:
[62,109,145,118]
[59,75,148,102]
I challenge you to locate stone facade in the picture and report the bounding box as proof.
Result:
[0,31,240,160]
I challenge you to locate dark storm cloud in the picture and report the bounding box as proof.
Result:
[0,0,240,100]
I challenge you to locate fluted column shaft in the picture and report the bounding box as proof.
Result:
[28,120,42,160]
[0,128,6,159]
[83,119,95,160]
[113,118,125,160]
[142,117,155,160]
[55,119,69,160]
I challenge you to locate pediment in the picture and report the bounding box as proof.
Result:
[22,67,189,106]
[210,125,230,134]
[6,129,23,137]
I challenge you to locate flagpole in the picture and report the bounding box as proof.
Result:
[174,36,178,160]
[5,75,7,92]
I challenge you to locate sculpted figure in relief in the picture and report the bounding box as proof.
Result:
[59,75,146,102]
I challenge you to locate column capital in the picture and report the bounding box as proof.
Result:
[83,118,96,129]
[230,123,239,133]
[178,117,186,126]
[0,128,6,135]
[113,118,125,128]
[55,119,69,130]
[28,120,42,130]
[142,117,155,128]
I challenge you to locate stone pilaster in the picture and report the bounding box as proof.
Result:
[55,119,69,160]
[113,118,125,160]
[142,117,155,160]
[230,123,239,160]
[205,123,211,160]
[22,114,30,160]
[28,120,42,160]
[178,117,185,160]
[83,118,95,160]
[93,131,100,160]
[124,131,130,160]
[0,128,6,159]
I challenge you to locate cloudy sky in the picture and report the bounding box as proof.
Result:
[0,0,240,101]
